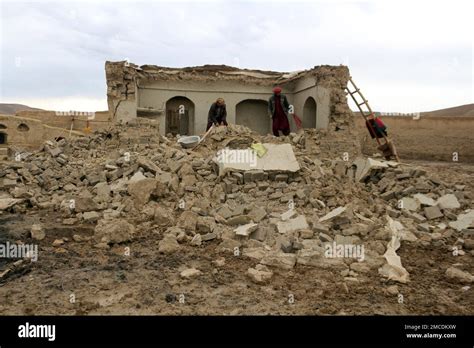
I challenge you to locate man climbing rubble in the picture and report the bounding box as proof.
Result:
[268,86,290,137]
[206,97,228,131]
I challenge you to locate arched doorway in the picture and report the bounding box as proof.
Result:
[165,96,195,135]
[236,99,270,135]
[302,97,317,128]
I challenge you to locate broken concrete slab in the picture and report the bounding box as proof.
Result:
[400,197,420,211]
[213,143,300,176]
[449,210,474,232]
[436,194,461,210]
[277,215,308,234]
[234,223,258,237]
[319,206,346,223]
[353,157,389,182]
[413,193,437,207]
[424,206,444,220]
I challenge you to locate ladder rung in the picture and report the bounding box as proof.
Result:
[358,101,367,106]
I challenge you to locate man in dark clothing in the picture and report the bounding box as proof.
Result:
[268,87,290,136]
[206,98,228,131]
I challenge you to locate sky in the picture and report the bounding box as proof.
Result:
[0,0,472,113]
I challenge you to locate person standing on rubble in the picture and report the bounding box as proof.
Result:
[268,86,290,136]
[206,97,228,131]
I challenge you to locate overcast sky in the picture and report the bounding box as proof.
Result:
[0,0,472,112]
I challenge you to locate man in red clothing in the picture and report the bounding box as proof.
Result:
[268,86,290,136]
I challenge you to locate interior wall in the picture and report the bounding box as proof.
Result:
[235,99,270,135]
[302,96,317,128]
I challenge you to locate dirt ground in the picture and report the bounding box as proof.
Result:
[0,161,472,315]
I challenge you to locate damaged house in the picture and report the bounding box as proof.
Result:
[105,61,360,155]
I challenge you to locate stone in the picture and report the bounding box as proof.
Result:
[248,206,267,222]
[190,234,202,246]
[154,206,172,226]
[247,265,273,284]
[226,215,252,226]
[280,238,293,253]
[277,215,308,234]
[243,247,267,260]
[386,207,401,218]
[83,211,100,222]
[30,224,45,240]
[234,223,258,237]
[281,209,297,221]
[127,178,158,207]
[449,210,474,231]
[386,285,399,295]
[261,251,297,270]
[250,227,268,242]
[201,232,217,241]
[445,267,473,284]
[177,211,198,232]
[299,229,314,239]
[417,223,431,232]
[0,198,24,211]
[400,197,419,211]
[319,206,346,222]
[52,239,64,247]
[414,194,436,207]
[94,218,135,244]
[353,157,389,182]
[180,268,202,279]
[424,206,443,220]
[159,235,180,254]
[436,194,460,210]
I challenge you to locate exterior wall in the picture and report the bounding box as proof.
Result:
[15,110,112,132]
[0,115,82,150]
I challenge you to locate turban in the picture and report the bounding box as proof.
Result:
[273,87,282,94]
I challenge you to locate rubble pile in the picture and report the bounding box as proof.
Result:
[0,121,473,287]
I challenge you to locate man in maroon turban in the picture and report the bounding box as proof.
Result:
[268,86,290,136]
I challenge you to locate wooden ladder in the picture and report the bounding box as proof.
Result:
[346,77,400,162]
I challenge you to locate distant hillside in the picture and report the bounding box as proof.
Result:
[0,103,43,115]
[352,103,474,118]
[421,103,474,117]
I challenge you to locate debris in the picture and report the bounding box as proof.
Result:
[234,223,258,237]
[247,264,273,284]
[319,206,346,222]
[158,235,180,254]
[424,206,443,220]
[30,224,45,241]
[436,194,461,210]
[449,210,474,232]
[277,215,308,234]
[180,268,202,279]
[414,194,437,207]
[445,267,473,284]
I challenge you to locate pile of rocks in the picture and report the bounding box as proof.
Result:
[0,121,472,286]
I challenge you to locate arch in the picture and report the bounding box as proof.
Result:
[302,97,317,129]
[0,124,6,129]
[17,123,30,132]
[0,132,7,144]
[235,99,270,135]
[165,96,195,135]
